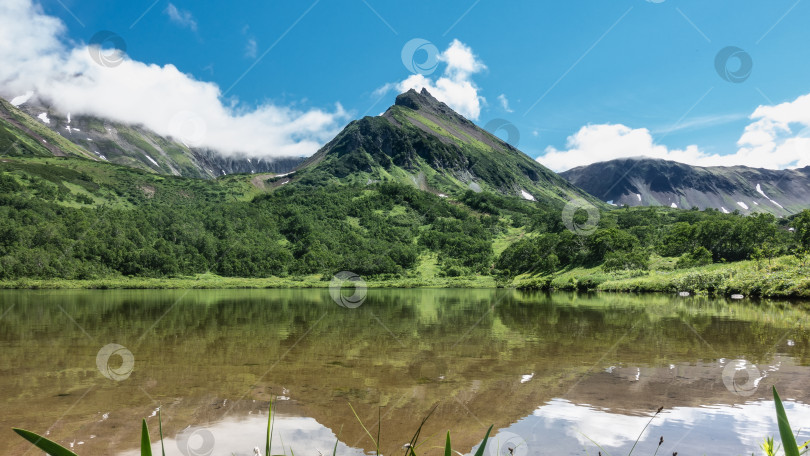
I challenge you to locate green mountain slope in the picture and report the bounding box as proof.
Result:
[0,97,98,160]
[1,90,806,291]
[3,96,305,178]
[294,88,598,205]
[0,89,591,281]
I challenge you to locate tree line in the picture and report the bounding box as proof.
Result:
[1,175,808,280]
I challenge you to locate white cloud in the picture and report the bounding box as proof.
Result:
[497,94,512,113]
[736,92,810,169]
[379,39,486,119]
[165,3,197,31]
[440,39,486,80]
[241,25,257,59]
[0,0,348,158]
[245,38,257,59]
[539,124,710,172]
[540,92,810,172]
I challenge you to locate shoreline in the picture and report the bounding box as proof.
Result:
[1,255,808,300]
[0,275,499,290]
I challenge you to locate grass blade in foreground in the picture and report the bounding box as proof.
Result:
[472,425,494,456]
[158,408,166,456]
[761,436,777,456]
[332,425,343,456]
[267,399,275,456]
[349,402,379,454]
[444,431,452,456]
[405,404,439,456]
[12,428,79,456]
[142,419,153,456]
[773,387,800,456]
[579,432,612,456]
[628,407,663,456]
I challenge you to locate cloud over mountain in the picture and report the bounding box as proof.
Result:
[377,39,486,120]
[0,0,348,158]
[540,92,810,172]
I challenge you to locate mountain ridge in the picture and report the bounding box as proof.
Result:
[0,95,305,178]
[294,88,598,206]
[561,157,810,216]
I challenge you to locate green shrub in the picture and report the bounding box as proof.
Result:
[673,270,729,293]
[675,246,713,269]
[603,249,650,272]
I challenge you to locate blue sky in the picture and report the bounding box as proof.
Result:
[8,0,810,170]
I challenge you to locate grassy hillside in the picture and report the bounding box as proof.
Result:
[294,89,600,206]
[511,255,810,299]
[0,98,98,160]
[0,155,262,208]
[5,256,809,299]
[2,99,810,297]
[0,154,510,280]
[5,96,304,178]
[0,155,808,298]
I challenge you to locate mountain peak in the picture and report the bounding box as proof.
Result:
[295,89,597,206]
[389,88,476,128]
[395,88,439,109]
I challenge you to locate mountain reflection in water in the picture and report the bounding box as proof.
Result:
[1,289,808,455]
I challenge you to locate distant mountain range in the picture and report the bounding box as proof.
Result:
[2,87,809,293]
[4,88,810,218]
[0,95,304,178]
[561,157,810,217]
[292,88,596,205]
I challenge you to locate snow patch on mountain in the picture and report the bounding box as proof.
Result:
[144,154,159,167]
[10,91,34,106]
[756,184,784,209]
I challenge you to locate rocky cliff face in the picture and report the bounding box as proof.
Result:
[561,157,810,216]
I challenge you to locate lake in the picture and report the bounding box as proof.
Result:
[1,289,809,456]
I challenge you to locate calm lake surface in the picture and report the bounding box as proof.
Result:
[1,289,809,456]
